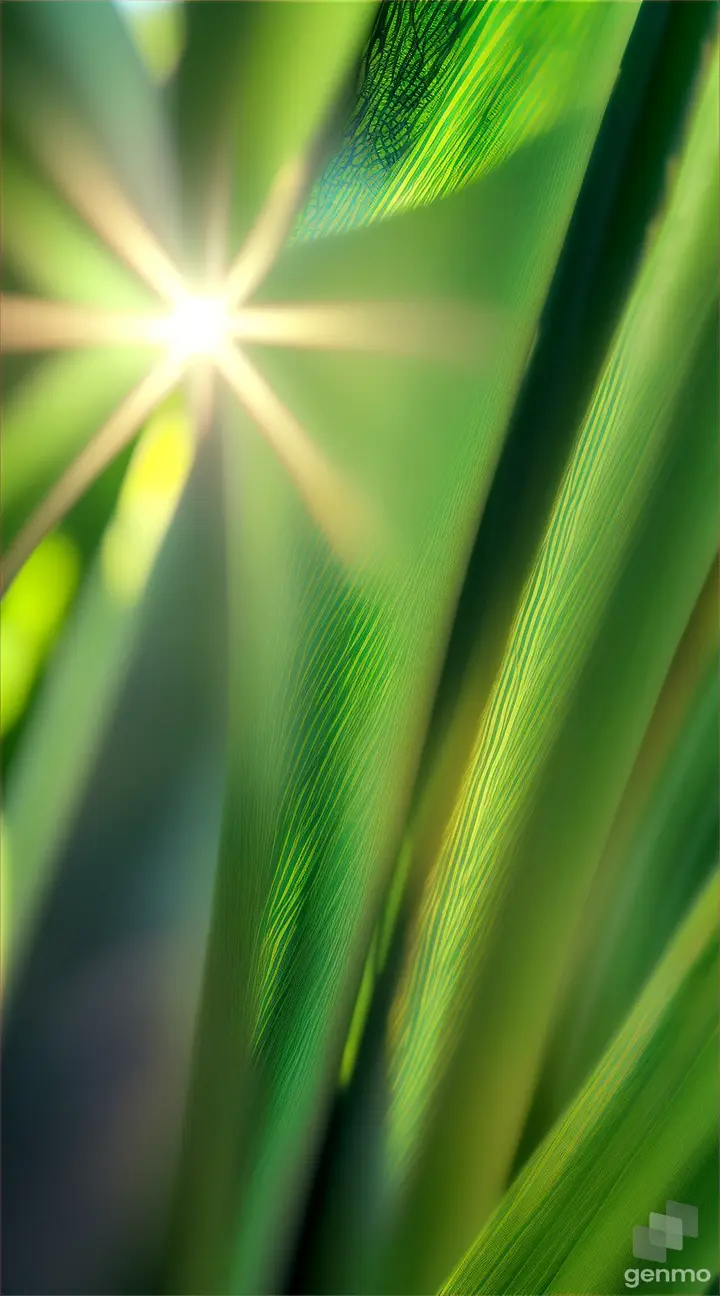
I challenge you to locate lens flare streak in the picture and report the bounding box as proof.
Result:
[229,301,491,364]
[22,110,185,304]
[1,357,185,594]
[222,156,311,307]
[1,296,167,353]
[215,343,368,564]
[1,146,485,592]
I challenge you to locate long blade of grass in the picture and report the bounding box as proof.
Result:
[516,568,719,1165]
[438,870,719,1296]
[1,424,228,1293]
[169,7,640,1294]
[379,46,718,1291]
[1,398,199,987]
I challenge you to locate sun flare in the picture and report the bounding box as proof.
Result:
[0,146,485,593]
[162,293,231,361]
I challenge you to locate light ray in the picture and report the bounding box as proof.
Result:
[1,295,168,354]
[31,118,185,304]
[215,343,369,564]
[229,301,494,364]
[204,149,234,284]
[187,361,217,441]
[1,137,483,587]
[223,156,310,307]
[157,294,230,361]
[1,356,184,595]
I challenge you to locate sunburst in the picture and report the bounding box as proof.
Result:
[1,139,487,593]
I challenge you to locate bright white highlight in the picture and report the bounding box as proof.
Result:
[2,143,488,591]
[164,294,230,359]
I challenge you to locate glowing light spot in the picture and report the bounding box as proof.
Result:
[101,399,194,603]
[0,533,80,734]
[163,294,230,360]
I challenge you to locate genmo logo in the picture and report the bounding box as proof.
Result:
[624,1201,711,1289]
[624,1267,712,1290]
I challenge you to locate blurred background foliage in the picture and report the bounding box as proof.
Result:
[1,3,718,1295]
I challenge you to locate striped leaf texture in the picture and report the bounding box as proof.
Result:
[1,6,716,1296]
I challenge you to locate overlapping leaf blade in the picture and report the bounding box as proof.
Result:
[1,6,716,1296]
[2,0,181,257]
[438,871,719,1296]
[380,45,718,1293]
[170,6,641,1293]
[171,1,374,265]
[1,0,186,986]
[520,568,719,1157]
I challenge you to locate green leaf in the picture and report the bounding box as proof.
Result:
[2,349,153,549]
[520,569,719,1159]
[168,6,640,1294]
[2,141,153,309]
[381,46,718,1293]
[438,871,719,1296]
[2,0,181,260]
[172,1,374,264]
[2,398,198,986]
[4,8,716,1296]
[300,0,641,236]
